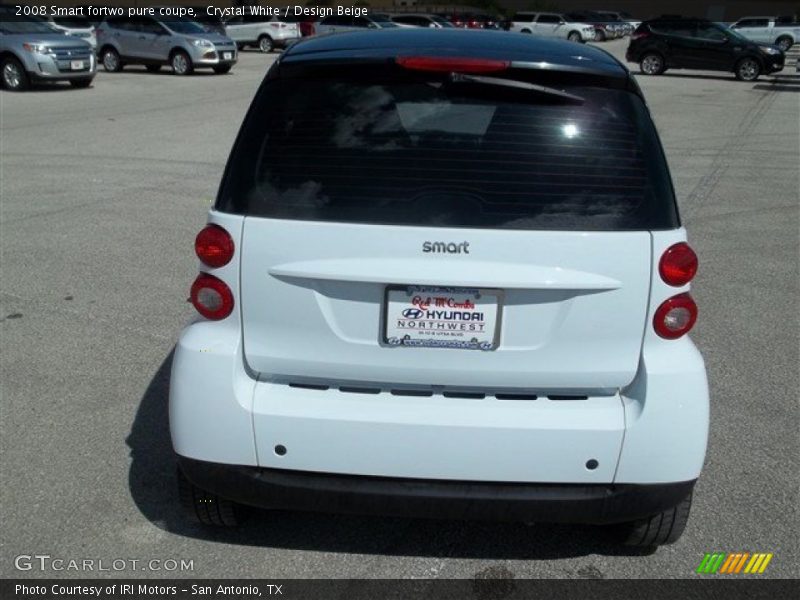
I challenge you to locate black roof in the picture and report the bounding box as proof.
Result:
[281,29,627,77]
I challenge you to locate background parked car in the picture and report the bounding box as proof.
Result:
[729,16,799,52]
[567,11,629,40]
[280,13,317,37]
[224,13,300,52]
[187,8,226,35]
[0,7,95,91]
[390,14,455,29]
[508,12,596,43]
[96,16,237,75]
[43,15,97,49]
[627,16,785,81]
[315,14,398,35]
[462,13,496,29]
[70,6,105,28]
[597,10,640,32]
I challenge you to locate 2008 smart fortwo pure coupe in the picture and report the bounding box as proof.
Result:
[170,29,709,548]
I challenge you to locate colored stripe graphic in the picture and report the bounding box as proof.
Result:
[697,553,726,574]
[744,553,774,574]
[699,552,773,574]
[719,553,739,573]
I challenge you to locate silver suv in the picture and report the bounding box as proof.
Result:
[0,8,96,91]
[96,15,237,75]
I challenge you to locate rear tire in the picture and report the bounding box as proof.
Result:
[775,36,793,52]
[171,50,193,75]
[595,30,606,42]
[258,35,274,53]
[618,492,693,547]
[177,467,242,527]
[568,31,582,43]
[735,57,761,81]
[69,77,93,88]
[640,52,665,75]
[101,47,122,72]
[1,56,29,91]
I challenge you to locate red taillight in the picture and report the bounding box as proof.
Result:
[653,293,697,339]
[195,224,234,268]
[632,31,650,41]
[659,242,698,286]
[396,56,510,73]
[190,273,234,320]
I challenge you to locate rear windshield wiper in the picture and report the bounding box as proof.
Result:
[448,73,586,104]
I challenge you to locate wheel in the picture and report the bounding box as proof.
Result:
[640,52,665,75]
[595,30,606,42]
[618,492,692,547]
[1,56,29,91]
[213,65,232,74]
[145,64,161,73]
[101,47,122,72]
[775,36,793,52]
[171,50,193,76]
[258,35,274,53]
[735,57,761,81]
[568,31,582,43]
[521,29,532,34]
[69,77,93,89]
[177,467,242,527]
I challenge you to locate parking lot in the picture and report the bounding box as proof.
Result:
[1,38,798,579]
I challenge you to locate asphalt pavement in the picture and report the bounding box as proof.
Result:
[1,39,798,579]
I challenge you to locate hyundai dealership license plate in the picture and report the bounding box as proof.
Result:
[384,286,501,351]
[70,60,84,70]
[223,52,232,60]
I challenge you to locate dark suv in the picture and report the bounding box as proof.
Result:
[626,16,784,81]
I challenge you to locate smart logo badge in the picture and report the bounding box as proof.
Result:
[696,552,774,574]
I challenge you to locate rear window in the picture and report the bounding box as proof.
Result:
[217,66,678,231]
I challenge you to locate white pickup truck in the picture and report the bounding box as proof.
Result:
[729,16,799,52]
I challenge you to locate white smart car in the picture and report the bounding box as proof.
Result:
[171,30,709,548]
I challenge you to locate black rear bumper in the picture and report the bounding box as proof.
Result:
[178,457,696,525]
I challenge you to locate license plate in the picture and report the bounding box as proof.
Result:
[383,286,501,351]
[222,52,232,60]
[70,60,84,70]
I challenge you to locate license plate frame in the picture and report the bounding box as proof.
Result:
[70,60,85,70]
[222,52,232,60]
[382,285,502,351]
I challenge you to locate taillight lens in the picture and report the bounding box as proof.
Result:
[632,31,650,41]
[659,242,698,286]
[195,224,234,268]
[190,273,234,320]
[396,56,510,73]
[653,293,697,339]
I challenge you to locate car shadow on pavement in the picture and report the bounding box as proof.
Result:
[753,84,800,92]
[4,83,90,93]
[117,68,220,77]
[127,351,654,560]
[658,72,742,82]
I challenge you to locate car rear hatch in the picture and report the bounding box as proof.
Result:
[272,19,299,38]
[225,57,678,392]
